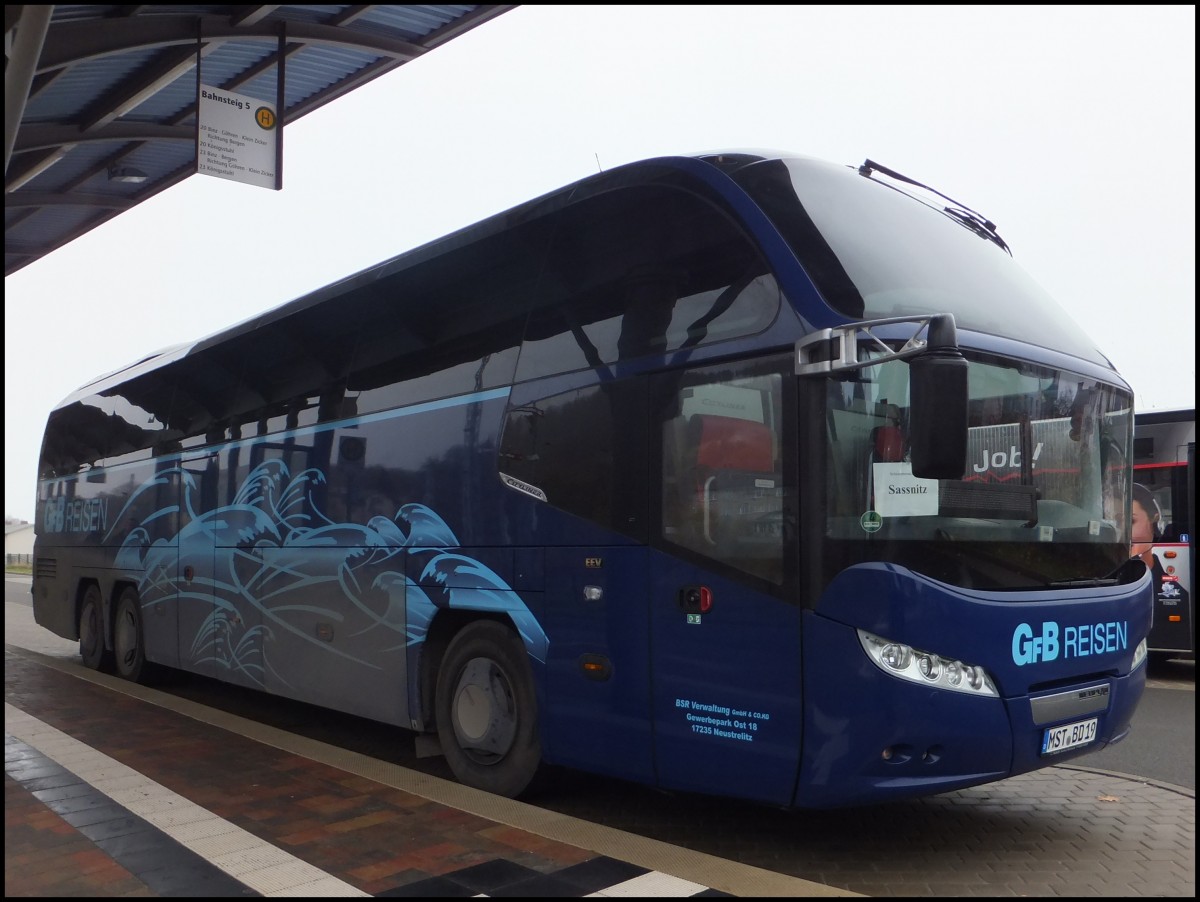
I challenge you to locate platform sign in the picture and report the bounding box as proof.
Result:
[197,84,278,190]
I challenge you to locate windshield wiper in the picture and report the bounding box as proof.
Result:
[858,159,1011,255]
[941,207,1011,254]
[1049,577,1119,588]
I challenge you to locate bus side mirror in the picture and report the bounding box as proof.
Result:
[908,316,968,480]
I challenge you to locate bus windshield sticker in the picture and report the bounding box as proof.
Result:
[859,510,883,533]
[873,462,939,517]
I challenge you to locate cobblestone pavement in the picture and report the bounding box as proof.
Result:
[5,595,1195,897]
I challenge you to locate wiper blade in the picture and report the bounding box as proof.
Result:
[1049,577,1119,588]
[941,207,1011,255]
[858,159,1011,255]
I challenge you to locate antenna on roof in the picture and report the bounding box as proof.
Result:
[595,152,603,173]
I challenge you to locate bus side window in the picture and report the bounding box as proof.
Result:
[499,382,648,540]
[690,414,775,545]
[659,368,785,585]
[661,409,691,542]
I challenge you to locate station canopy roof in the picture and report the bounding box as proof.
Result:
[4,4,516,276]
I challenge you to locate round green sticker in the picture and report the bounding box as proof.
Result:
[860,510,883,533]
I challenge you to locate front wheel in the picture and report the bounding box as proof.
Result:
[435,620,541,798]
[113,587,155,684]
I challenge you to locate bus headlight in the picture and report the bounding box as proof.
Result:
[858,630,998,697]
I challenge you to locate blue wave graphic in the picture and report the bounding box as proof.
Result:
[115,460,547,688]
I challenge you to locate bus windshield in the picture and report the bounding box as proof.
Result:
[820,352,1134,590]
[733,156,1112,368]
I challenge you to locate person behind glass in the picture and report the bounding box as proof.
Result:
[1130,483,1165,594]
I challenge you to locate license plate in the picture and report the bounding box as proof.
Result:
[1041,717,1098,755]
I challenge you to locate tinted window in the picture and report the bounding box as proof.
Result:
[40,365,185,476]
[101,369,179,464]
[515,185,780,381]
[345,218,550,416]
[658,359,788,585]
[243,309,357,425]
[168,343,257,444]
[40,402,110,477]
[499,381,647,539]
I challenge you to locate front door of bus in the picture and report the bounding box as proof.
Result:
[647,359,803,807]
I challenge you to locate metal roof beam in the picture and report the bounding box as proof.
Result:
[13,122,194,153]
[4,4,54,177]
[5,146,72,192]
[218,5,380,98]
[38,15,430,72]
[6,163,193,263]
[5,191,137,210]
[231,6,282,28]
[81,45,204,131]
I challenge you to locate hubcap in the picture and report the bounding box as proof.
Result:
[452,657,517,763]
[115,604,138,670]
[81,603,100,658]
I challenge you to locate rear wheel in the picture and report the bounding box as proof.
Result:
[78,585,112,672]
[113,587,155,684]
[435,620,541,798]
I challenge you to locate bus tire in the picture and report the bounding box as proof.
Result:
[435,620,541,798]
[79,584,112,672]
[112,587,155,684]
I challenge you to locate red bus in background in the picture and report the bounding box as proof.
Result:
[1133,409,1195,659]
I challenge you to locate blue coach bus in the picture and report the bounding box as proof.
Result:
[32,151,1150,809]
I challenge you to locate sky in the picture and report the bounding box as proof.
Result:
[4,4,1195,523]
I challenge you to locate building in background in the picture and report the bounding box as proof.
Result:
[6,518,34,565]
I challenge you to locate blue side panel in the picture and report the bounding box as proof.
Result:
[35,457,184,656]
[121,462,188,671]
[46,389,559,729]
[648,549,803,807]
[539,546,653,783]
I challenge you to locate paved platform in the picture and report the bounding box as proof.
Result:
[4,590,1195,897]
[3,593,843,898]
